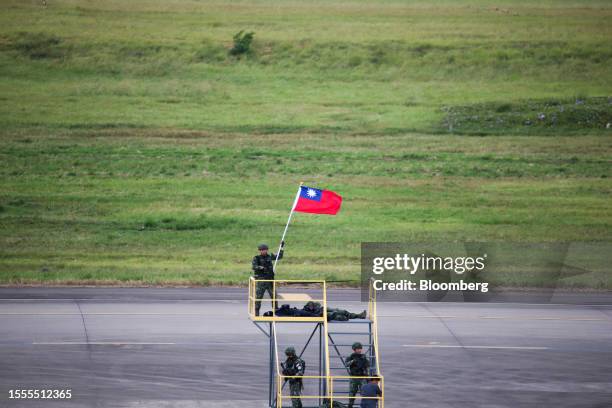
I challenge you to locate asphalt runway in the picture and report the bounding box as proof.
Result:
[1,288,611,408]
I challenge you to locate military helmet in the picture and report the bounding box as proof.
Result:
[258,243,269,250]
[352,342,363,350]
[285,346,296,356]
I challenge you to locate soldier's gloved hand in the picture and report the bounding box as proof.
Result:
[281,240,285,248]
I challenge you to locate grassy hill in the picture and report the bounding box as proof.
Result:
[0,0,610,287]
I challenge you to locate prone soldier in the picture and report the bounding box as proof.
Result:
[303,301,367,321]
[327,307,366,322]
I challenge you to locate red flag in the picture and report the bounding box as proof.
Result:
[293,186,342,215]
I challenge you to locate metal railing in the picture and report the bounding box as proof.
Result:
[248,277,328,322]
[368,277,382,376]
[276,375,384,407]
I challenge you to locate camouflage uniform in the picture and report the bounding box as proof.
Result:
[302,302,366,321]
[327,308,366,321]
[322,400,348,408]
[252,247,283,315]
[282,349,305,408]
[345,350,369,408]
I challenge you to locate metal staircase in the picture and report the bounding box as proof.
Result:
[327,319,377,382]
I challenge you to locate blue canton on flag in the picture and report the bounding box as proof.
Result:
[299,186,322,202]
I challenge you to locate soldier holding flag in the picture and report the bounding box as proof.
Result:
[251,184,342,316]
[252,241,284,316]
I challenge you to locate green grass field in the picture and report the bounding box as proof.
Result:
[0,0,611,287]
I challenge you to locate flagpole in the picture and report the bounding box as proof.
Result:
[273,182,303,273]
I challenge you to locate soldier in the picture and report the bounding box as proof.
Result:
[345,342,370,408]
[303,301,367,321]
[327,307,367,322]
[252,241,284,316]
[282,346,305,408]
[359,377,382,408]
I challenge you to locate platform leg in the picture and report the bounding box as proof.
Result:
[319,322,323,406]
[269,322,274,407]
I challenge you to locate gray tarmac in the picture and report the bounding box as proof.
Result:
[1,287,611,408]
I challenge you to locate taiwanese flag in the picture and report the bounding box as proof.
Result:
[293,186,342,215]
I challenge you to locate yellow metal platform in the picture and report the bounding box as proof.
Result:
[248,277,327,322]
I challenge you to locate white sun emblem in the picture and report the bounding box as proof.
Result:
[306,188,317,198]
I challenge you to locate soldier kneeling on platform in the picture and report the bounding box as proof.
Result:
[282,346,305,408]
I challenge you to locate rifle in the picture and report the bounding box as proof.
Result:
[280,362,289,386]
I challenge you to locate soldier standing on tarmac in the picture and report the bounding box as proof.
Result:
[346,342,370,408]
[252,241,284,316]
[282,346,305,408]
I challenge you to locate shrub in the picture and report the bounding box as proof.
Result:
[229,30,255,56]
[143,218,158,229]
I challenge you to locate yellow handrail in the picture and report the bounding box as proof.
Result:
[322,280,332,403]
[273,320,282,407]
[276,375,384,405]
[248,277,327,321]
[369,277,383,406]
[251,277,328,283]
[368,280,380,374]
